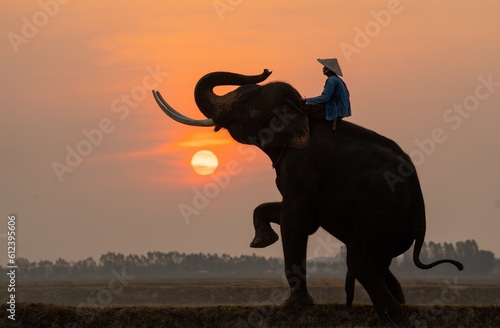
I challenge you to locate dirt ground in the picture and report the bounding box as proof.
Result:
[4,276,500,307]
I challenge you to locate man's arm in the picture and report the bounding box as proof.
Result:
[305,77,335,104]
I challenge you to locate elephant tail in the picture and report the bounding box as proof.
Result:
[412,230,464,271]
[411,175,464,271]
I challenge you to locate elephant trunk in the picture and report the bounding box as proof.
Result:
[194,69,272,123]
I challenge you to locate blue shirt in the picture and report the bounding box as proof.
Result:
[306,76,351,120]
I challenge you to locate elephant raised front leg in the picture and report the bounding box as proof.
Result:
[250,202,280,248]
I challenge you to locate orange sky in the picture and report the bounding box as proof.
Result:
[1,0,500,264]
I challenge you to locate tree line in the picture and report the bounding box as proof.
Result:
[4,252,284,279]
[2,239,498,279]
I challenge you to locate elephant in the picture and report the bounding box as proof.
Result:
[152,69,464,327]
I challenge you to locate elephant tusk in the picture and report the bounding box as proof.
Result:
[152,90,216,127]
[155,90,196,120]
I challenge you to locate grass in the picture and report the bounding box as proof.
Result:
[1,302,499,328]
[2,277,499,327]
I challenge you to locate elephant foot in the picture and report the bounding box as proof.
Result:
[282,290,314,309]
[250,228,279,248]
[374,307,409,328]
[378,317,410,328]
[383,313,410,328]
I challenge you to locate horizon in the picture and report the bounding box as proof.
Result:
[1,237,493,265]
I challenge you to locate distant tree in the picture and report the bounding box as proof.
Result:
[99,252,125,269]
[339,245,347,271]
[494,259,500,275]
[15,258,31,278]
[35,260,54,278]
[428,241,443,261]
[53,258,71,278]
[478,250,495,274]
[73,257,97,277]
[443,242,457,260]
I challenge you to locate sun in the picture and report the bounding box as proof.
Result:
[191,150,219,175]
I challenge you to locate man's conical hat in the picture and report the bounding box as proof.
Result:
[317,58,343,76]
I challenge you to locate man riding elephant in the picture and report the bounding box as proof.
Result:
[303,58,351,130]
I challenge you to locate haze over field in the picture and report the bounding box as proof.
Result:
[1,1,500,264]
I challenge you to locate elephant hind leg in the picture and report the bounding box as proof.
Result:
[347,244,409,327]
[356,273,409,327]
[386,270,405,305]
[345,269,355,307]
[345,269,404,308]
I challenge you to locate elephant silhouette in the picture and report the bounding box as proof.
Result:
[152,69,463,327]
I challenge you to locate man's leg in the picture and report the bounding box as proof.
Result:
[332,116,344,130]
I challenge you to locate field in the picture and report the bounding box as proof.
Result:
[1,277,500,327]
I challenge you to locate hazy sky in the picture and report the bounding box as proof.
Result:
[1,0,500,265]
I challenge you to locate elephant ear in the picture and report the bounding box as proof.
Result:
[258,99,310,149]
